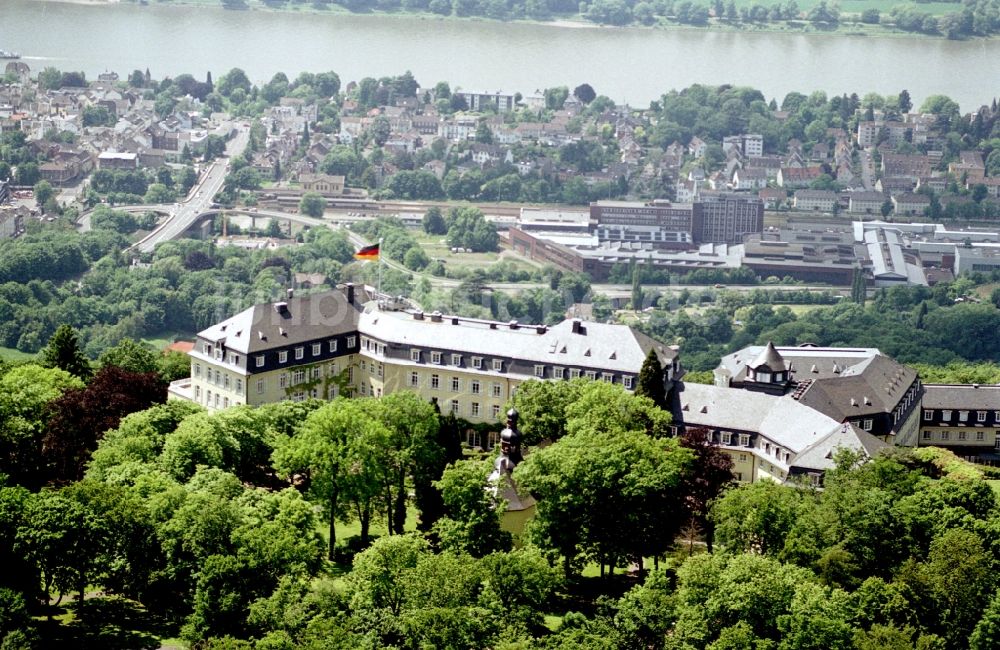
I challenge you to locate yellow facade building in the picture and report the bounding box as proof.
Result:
[171,285,682,431]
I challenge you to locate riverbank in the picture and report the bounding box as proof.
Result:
[27,0,986,41]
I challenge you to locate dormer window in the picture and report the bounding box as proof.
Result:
[758,371,771,383]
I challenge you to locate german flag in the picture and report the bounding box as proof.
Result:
[354,243,380,261]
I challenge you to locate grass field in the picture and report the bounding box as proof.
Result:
[413,232,541,273]
[0,346,36,362]
[141,330,194,351]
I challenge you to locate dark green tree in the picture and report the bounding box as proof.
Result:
[635,348,666,409]
[41,325,92,380]
[422,206,447,235]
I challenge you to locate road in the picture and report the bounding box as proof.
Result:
[131,125,250,253]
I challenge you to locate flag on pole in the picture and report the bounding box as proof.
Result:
[354,243,380,260]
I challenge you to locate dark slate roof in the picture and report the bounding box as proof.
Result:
[923,384,1000,410]
[197,289,362,354]
[796,354,918,421]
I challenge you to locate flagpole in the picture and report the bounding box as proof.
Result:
[377,236,384,300]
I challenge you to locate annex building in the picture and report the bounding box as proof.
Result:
[669,343,922,484]
[173,284,682,428]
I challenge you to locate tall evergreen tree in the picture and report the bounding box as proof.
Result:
[898,89,912,114]
[636,348,667,409]
[632,265,643,311]
[41,325,92,380]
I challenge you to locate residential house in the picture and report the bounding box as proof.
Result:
[793,189,838,212]
[688,136,707,159]
[892,193,931,216]
[777,166,822,188]
[732,167,768,191]
[848,191,887,215]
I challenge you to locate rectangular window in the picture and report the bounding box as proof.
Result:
[292,369,306,385]
[451,354,462,366]
[570,369,581,379]
[295,347,304,360]
[959,431,967,441]
[472,357,483,369]
[194,363,202,377]
[279,351,288,364]
[279,374,287,389]
[329,339,338,353]
[312,367,321,380]
[214,393,220,408]
[922,430,931,440]
[450,400,459,414]
[410,372,419,387]
[432,352,442,364]
[585,371,597,380]
[601,373,613,383]
[232,355,239,366]
[223,375,230,389]
[347,336,356,347]
[863,419,873,431]
[471,402,480,417]
[978,431,986,441]
[534,365,545,378]
[739,434,750,446]
[254,355,263,368]
[941,431,950,441]
[492,383,502,398]
[312,343,321,356]
[959,410,969,422]
[491,404,501,419]
[722,431,732,445]
[493,359,503,372]
[623,376,634,390]
[411,349,421,362]
[979,411,987,422]
[451,377,460,392]
[739,453,747,462]
[206,368,212,383]
[223,397,229,408]
[942,410,952,421]
[471,380,481,394]
[292,391,306,402]
[205,343,213,356]
[923,410,932,421]
[554,367,565,380]
[235,378,243,393]
[256,379,265,394]
[195,385,201,400]
[431,374,440,390]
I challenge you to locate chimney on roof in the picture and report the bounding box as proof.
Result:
[287,288,294,300]
[274,301,288,314]
[451,317,459,325]
[413,310,424,320]
[509,320,519,330]
[344,282,355,305]
[536,325,547,334]
[430,311,443,323]
[571,318,583,334]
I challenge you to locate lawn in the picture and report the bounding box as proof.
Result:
[0,346,36,362]
[413,232,541,273]
[141,331,194,351]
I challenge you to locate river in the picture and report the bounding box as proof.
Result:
[5,0,1000,110]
